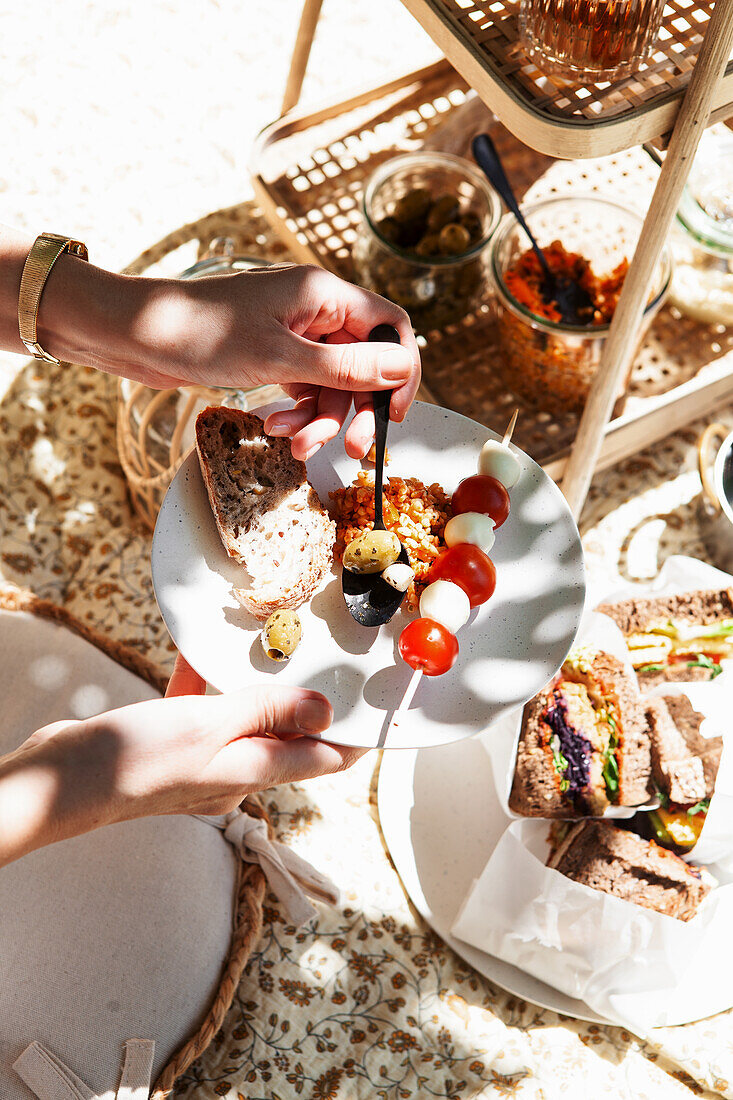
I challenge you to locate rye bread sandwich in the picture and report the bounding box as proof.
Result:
[634,693,722,853]
[597,588,733,686]
[195,406,336,620]
[547,819,710,922]
[508,648,651,818]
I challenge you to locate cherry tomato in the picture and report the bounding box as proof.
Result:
[430,543,496,608]
[451,474,510,529]
[399,618,458,676]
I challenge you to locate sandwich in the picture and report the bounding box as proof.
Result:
[547,819,710,922]
[635,693,722,853]
[508,647,651,818]
[596,588,733,686]
[195,406,335,620]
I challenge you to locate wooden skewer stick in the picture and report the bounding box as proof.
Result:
[502,407,519,447]
[388,408,521,739]
[387,667,424,735]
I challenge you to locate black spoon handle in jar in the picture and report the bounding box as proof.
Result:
[368,323,400,533]
[472,133,553,285]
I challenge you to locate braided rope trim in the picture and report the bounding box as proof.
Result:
[0,587,269,1095]
[0,585,168,695]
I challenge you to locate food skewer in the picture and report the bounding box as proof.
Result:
[387,667,424,734]
[386,411,520,740]
[503,408,519,447]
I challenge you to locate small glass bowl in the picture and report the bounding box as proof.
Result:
[670,129,733,326]
[490,195,672,418]
[352,152,501,334]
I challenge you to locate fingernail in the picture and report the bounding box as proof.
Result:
[304,443,322,461]
[266,420,290,437]
[296,696,332,733]
[378,346,413,382]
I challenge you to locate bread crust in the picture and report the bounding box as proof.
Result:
[195,406,335,620]
[547,819,709,921]
[508,687,569,818]
[597,588,733,635]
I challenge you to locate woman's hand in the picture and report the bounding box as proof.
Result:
[0,656,364,866]
[147,263,422,460]
[2,231,421,460]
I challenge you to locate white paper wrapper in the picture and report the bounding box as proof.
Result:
[457,556,733,1031]
[481,609,656,820]
[451,819,733,1031]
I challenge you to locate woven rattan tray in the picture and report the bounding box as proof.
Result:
[398,0,733,158]
[251,59,733,479]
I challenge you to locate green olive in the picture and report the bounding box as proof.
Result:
[343,530,401,574]
[261,610,302,662]
[413,233,442,259]
[376,215,402,245]
[393,187,432,225]
[427,193,460,232]
[460,212,484,242]
[439,223,472,256]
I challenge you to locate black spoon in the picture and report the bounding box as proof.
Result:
[472,133,594,325]
[341,323,411,628]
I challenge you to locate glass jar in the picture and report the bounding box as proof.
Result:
[519,0,667,82]
[352,152,501,334]
[490,195,672,418]
[669,129,733,326]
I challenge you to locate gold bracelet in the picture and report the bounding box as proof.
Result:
[18,233,89,364]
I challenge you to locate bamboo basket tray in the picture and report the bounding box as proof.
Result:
[251,59,733,480]
[398,0,733,159]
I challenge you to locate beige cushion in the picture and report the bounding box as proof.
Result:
[0,610,239,1098]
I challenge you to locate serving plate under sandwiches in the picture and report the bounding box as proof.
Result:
[377,734,606,1022]
[151,400,586,749]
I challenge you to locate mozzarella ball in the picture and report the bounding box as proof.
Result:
[382,562,415,592]
[478,440,521,488]
[444,511,495,554]
[419,580,470,633]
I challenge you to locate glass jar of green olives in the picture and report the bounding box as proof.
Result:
[352,153,501,334]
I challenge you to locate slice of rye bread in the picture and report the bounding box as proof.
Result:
[547,820,710,921]
[508,686,571,818]
[564,651,651,807]
[645,697,706,805]
[195,406,336,620]
[597,588,733,636]
[662,694,722,799]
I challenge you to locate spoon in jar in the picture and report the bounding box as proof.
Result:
[472,133,594,325]
[341,324,411,628]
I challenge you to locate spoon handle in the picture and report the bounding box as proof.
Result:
[372,389,390,532]
[472,133,553,285]
[368,323,401,533]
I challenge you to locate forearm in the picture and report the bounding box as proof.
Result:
[0,723,112,868]
[0,224,182,384]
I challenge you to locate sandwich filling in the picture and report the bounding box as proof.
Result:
[648,797,708,851]
[629,617,733,678]
[540,652,623,813]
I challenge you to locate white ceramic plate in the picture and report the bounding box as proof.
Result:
[152,400,585,749]
[377,736,606,1023]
